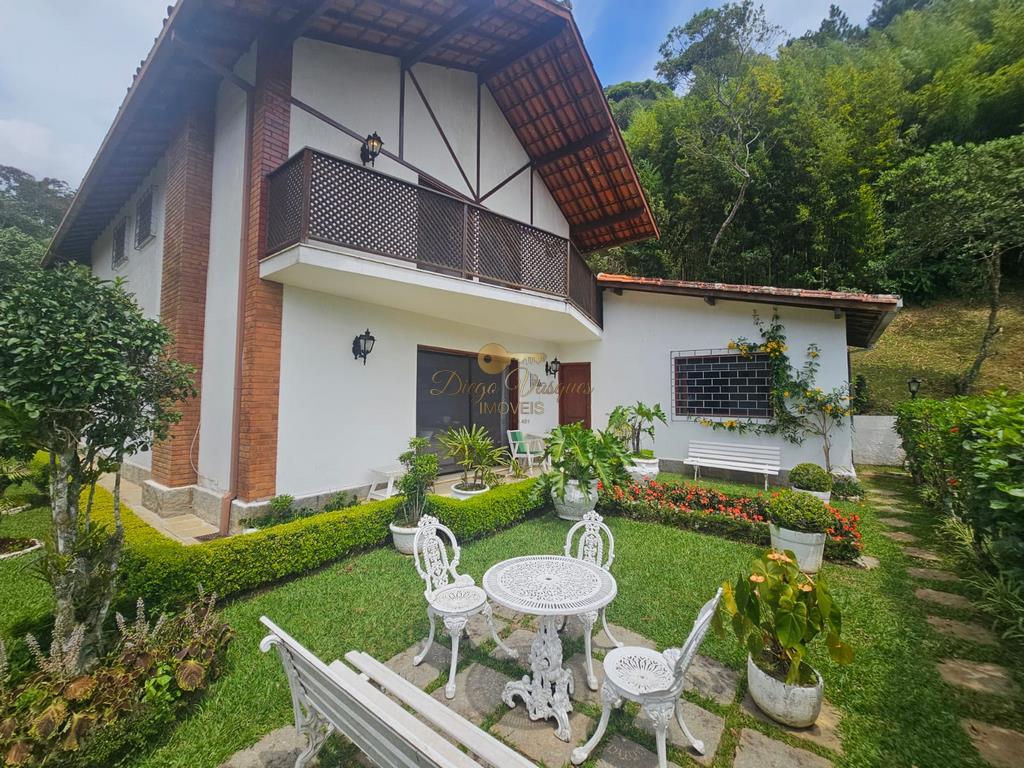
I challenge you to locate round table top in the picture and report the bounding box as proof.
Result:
[483,555,617,616]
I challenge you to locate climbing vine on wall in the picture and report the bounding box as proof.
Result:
[698,311,851,468]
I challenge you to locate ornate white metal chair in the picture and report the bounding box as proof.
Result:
[412,515,515,699]
[571,588,723,768]
[562,510,621,690]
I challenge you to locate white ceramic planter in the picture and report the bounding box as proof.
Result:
[0,538,42,561]
[627,457,660,483]
[450,484,489,501]
[747,655,824,727]
[769,524,826,574]
[553,479,599,521]
[795,487,832,504]
[389,522,418,555]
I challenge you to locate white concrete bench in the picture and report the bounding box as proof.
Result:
[683,440,781,489]
[259,616,536,768]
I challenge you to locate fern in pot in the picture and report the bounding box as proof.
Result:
[789,463,833,503]
[439,425,505,500]
[608,401,668,483]
[537,423,629,520]
[720,549,853,727]
[766,489,833,573]
[391,436,439,554]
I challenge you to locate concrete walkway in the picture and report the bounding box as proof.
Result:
[98,474,217,544]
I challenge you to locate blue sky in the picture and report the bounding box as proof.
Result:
[0,1,875,186]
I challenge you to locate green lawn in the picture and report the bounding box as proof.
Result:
[6,476,1021,768]
[0,506,51,640]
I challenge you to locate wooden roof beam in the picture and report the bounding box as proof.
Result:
[533,128,611,169]
[572,208,647,234]
[479,18,565,80]
[403,0,495,68]
[283,0,340,44]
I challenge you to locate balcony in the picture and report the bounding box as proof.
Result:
[262,149,602,338]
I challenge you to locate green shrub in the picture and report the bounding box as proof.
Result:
[430,479,542,541]
[831,475,864,499]
[766,489,833,534]
[789,463,832,492]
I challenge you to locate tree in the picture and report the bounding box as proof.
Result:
[799,5,862,45]
[604,80,674,130]
[0,264,194,669]
[0,227,46,288]
[0,166,74,240]
[868,0,931,29]
[879,136,1024,392]
[656,1,782,260]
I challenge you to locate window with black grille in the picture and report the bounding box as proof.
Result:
[672,350,773,419]
[134,187,154,247]
[111,219,128,269]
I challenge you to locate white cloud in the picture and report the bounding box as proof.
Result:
[0,118,92,183]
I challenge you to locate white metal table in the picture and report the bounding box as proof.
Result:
[483,555,617,742]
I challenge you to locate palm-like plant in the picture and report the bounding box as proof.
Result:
[439,425,507,491]
[541,423,630,501]
[607,402,668,457]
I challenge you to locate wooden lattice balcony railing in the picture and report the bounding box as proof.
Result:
[265,149,602,327]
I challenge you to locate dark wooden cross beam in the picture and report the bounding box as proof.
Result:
[171,31,253,93]
[403,0,496,68]
[479,18,566,80]
[572,208,647,234]
[533,129,612,169]
[282,0,340,44]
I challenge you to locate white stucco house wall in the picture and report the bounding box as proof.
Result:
[46,0,901,530]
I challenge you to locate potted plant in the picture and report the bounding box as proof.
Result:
[391,436,439,554]
[766,490,833,573]
[608,402,668,483]
[438,425,504,500]
[789,463,833,503]
[719,549,853,727]
[538,423,629,520]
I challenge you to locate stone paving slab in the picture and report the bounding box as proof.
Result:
[684,654,741,706]
[907,567,959,582]
[218,726,308,768]
[854,555,880,570]
[927,616,997,646]
[430,662,513,723]
[878,517,913,528]
[386,641,449,689]
[881,531,919,543]
[492,707,595,768]
[915,588,972,610]
[465,612,507,646]
[740,694,843,754]
[938,659,1019,697]
[566,652,605,706]
[903,547,942,563]
[733,728,833,768]
[596,734,676,768]
[962,719,1024,768]
[594,622,657,652]
[634,700,725,766]
[490,628,535,664]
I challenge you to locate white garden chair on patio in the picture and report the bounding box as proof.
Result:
[412,515,515,699]
[562,510,621,689]
[571,588,723,768]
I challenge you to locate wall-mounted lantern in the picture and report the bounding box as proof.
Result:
[907,377,921,399]
[545,357,561,378]
[352,328,376,365]
[360,132,384,166]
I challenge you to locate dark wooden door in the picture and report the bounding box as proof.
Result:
[558,362,591,428]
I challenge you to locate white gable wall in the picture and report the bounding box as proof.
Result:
[559,292,855,473]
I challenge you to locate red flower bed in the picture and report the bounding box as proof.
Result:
[598,480,862,561]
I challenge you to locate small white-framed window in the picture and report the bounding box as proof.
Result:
[111,218,128,269]
[134,186,155,248]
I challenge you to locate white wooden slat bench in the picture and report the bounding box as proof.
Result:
[683,440,782,490]
[259,616,537,768]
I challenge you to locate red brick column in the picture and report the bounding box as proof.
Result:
[236,38,292,501]
[151,102,215,488]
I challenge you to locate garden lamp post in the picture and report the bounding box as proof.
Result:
[907,377,921,399]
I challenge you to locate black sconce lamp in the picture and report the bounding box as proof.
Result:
[360,132,384,166]
[907,377,921,399]
[352,328,375,365]
[545,357,561,378]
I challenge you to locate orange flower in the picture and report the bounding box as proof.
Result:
[766,551,793,564]
[749,574,766,583]
[798,582,813,592]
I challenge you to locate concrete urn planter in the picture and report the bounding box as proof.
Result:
[769,524,826,574]
[747,655,824,727]
[627,457,660,483]
[553,479,599,521]
[450,484,489,501]
[389,522,418,555]
[795,487,832,504]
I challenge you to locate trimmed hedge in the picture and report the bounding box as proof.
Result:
[94,477,542,610]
